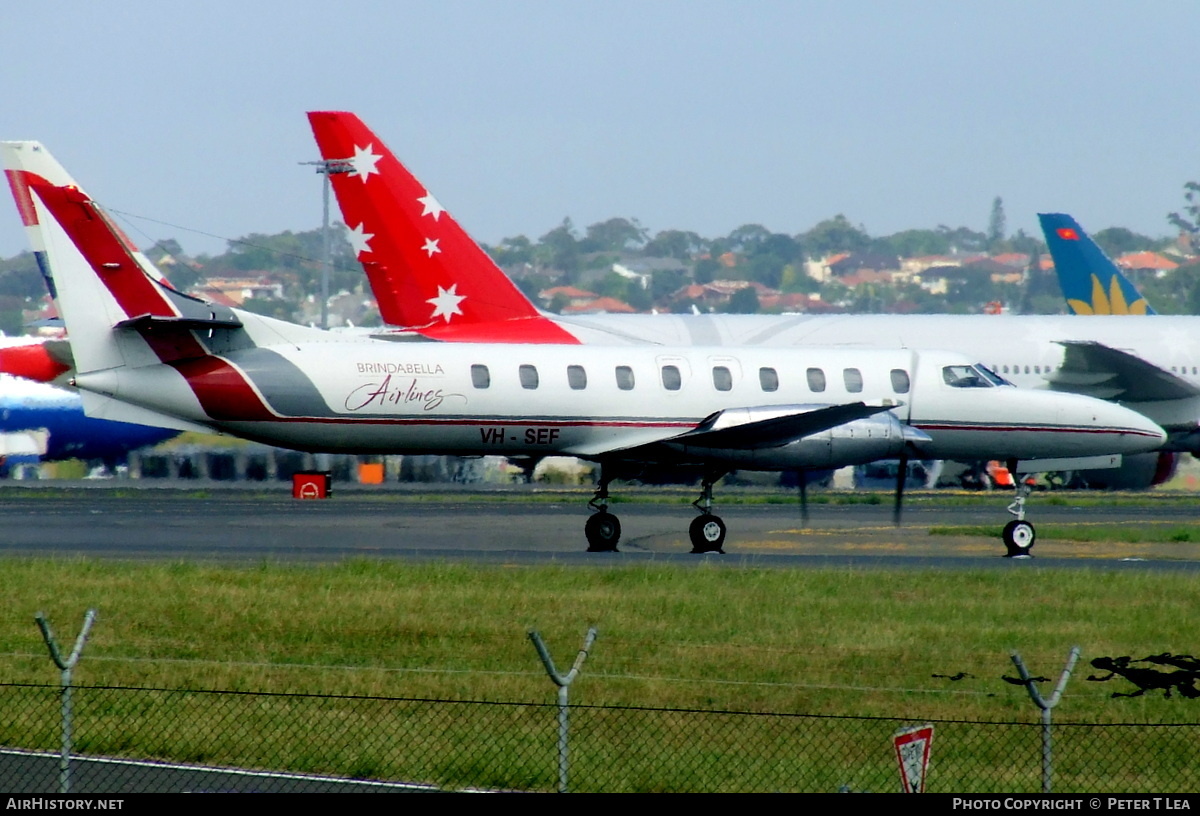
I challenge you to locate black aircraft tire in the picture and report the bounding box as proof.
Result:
[1002,519,1036,558]
[689,514,727,554]
[585,511,621,552]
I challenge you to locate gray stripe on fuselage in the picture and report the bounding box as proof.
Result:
[223,347,339,417]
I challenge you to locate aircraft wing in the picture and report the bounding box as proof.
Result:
[667,402,898,450]
[1048,340,1200,402]
[566,401,904,461]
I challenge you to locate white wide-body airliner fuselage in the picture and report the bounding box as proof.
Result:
[543,312,1200,435]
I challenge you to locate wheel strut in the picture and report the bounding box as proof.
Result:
[689,471,727,554]
[585,467,621,552]
[1002,463,1037,558]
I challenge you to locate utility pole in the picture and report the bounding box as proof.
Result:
[299,158,353,329]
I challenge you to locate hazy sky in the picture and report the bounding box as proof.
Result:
[4,1,1198,259]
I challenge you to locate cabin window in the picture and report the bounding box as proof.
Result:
[661,365,682,391]
[759,367,779,392]
[519,364,539,390]
[843,367,863,393]
[567,365,587,390]
[806,367,826,392]
[712,366,733,392]
[471,364,490,389]
[890,369,910,394]
[615,366,635,391]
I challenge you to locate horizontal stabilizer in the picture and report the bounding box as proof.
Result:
[0,430,49,456]
[1049,341,1200,402]
[80,390,214,435]
[115,313,243,331]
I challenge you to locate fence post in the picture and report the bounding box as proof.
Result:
[36,610,97,794]
[1010,646,1079,794]
[528,627,598,793]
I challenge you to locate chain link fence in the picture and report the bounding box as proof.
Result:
[2,682,1197,793]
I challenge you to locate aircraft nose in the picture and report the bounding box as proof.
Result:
[1079,398,1167,454]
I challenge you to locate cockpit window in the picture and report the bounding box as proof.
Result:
[942,364,992,388]
[975,364,1011,386]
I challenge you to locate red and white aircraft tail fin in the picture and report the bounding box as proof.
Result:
[306,111,578,343]
[2,141,175,298]
[2,141,186,384]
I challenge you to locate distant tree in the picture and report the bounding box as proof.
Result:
[0,296,25,336]
[160,261,205,294]
[580,218,647,253]
[537,218,581,277]
[1168,181,1200,237]
[803,215,871,257]
[513,272,556,303]
[486,234,535,266]
[0,252,49,300]
[650,268,689,303]
[737,232,803,289]
[1091,227,1165,257]
[1007,228,1043,257]
[643,229,706,261]
[144,238,184,262]
[206,227,356,297]
[625,284,653,311]
[987,196,1007,249]
[875,229,950,258]
[693,257,720,284]
[725,223,772,253]
[935,224,987,254]
[239,297,298,321]
[548,292,571,314]
[724,286,760,314]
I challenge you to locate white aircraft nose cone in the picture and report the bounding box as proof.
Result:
[1059,393,1166,454]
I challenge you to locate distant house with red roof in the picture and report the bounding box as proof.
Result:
[561,296,638,315]
[538,286,598,310]
[1116,251,1178,277]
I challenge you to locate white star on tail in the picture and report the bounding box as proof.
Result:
[346,223,374,255]
[421,238,441,257]
[350,143,382,182]
[417,192,445,220]
[427,284,465,323]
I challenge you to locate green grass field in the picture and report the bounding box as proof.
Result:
[2,554,1199,791]
[1,558,1195,722]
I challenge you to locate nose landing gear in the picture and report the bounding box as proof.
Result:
[1002,461,1036,558]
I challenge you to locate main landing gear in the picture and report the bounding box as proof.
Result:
[583,467,728,553]
[689,472,727,553]
[585,471,621,552]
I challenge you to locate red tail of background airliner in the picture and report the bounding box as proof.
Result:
[306,111,578,343]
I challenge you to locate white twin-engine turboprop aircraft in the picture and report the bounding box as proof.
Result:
[8,164,1164,557]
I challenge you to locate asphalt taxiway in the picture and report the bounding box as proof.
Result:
[1,482,1198,570]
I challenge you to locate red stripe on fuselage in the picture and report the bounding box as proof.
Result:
[914,423,1161,438]
[170,356,277,421]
